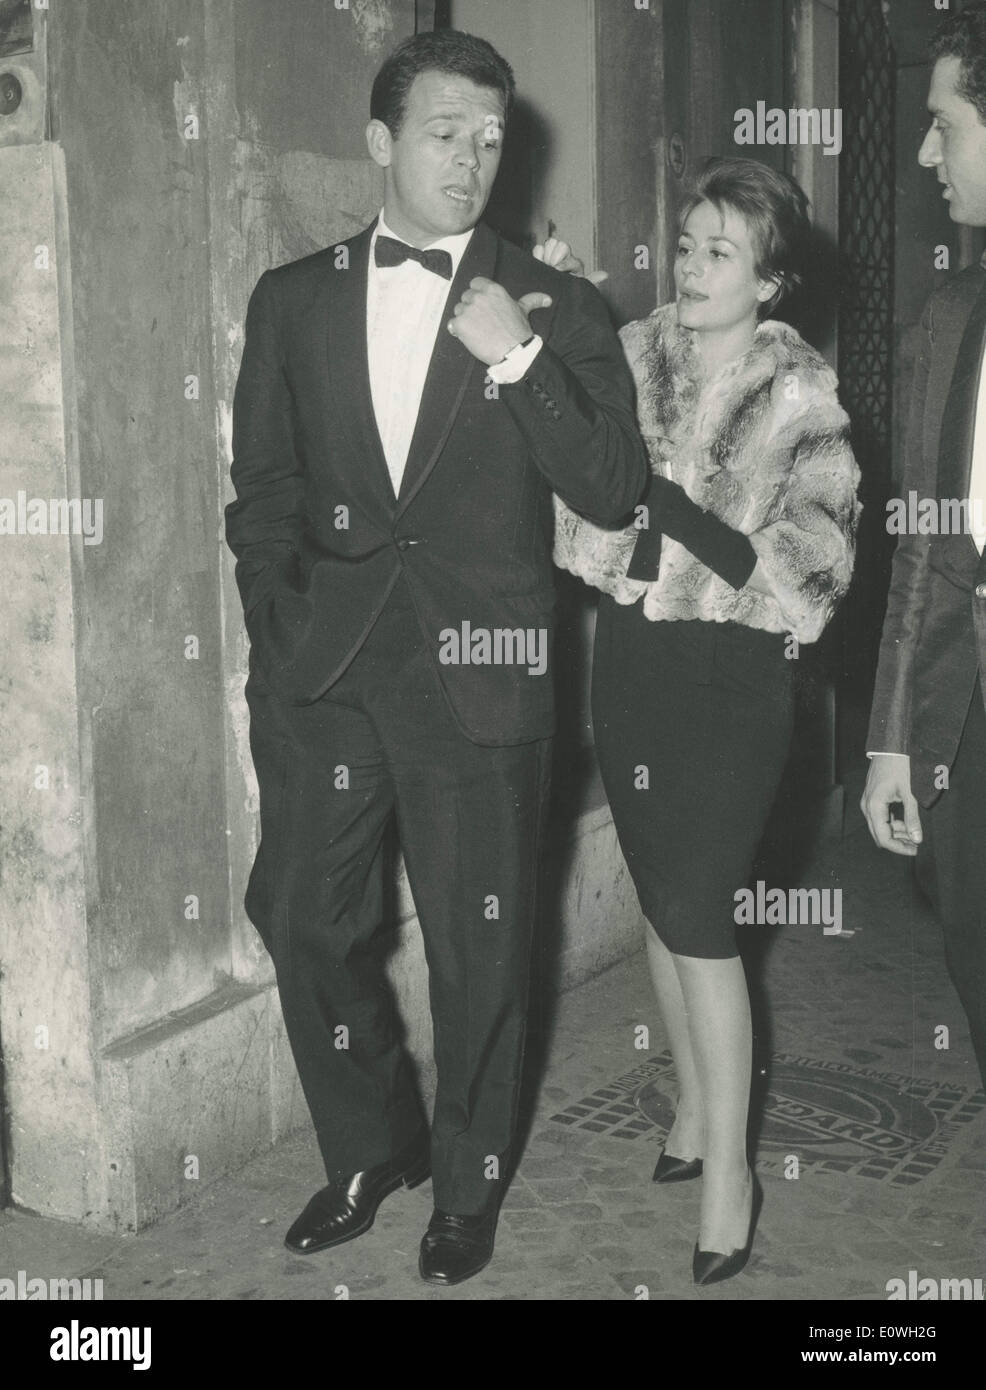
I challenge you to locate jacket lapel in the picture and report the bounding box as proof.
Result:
[324,219,397,514]
[934,272,986,579]
[395,222,498,517]
[938,272,986,505]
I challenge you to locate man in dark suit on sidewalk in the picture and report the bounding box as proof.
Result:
[224,29,646,1285]
[863,5,986,1089]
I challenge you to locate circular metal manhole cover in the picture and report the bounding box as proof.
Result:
[634,1061,938,1164]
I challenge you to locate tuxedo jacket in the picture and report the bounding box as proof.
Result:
[867,258,986,805]
[225,220,647,744]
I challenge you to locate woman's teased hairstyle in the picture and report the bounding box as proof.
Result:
[678,157,811,317]
[371,30,515,139]
[929,1,986,126]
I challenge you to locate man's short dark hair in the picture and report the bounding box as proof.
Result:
[930,1,986,125]
[370,29,515,139]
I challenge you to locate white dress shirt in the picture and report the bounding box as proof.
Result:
[367,213,475,495]
[366,211,544,495]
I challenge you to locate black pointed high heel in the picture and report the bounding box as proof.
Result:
[692,1172,763,1285]
[652,1149,704,1183]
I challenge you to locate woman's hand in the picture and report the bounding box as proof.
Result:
[532,234,609,285]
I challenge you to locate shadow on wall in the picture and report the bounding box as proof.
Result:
[787,223,841,361]
[484,96,550,251]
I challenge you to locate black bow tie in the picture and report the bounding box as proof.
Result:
[374,234,453,280]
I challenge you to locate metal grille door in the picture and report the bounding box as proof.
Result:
[837,0,897,703]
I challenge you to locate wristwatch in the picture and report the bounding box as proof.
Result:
[496,334,538,366]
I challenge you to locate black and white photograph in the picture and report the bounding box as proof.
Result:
[0,0,983,1350]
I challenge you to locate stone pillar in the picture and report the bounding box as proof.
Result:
[0,134,106,1223]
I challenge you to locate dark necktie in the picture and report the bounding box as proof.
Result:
[374,234,453,281]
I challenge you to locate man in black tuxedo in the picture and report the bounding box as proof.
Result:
[225,29,646,1285]
[862,5,986,1089]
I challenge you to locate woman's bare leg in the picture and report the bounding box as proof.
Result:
[645,927,705,1158]
[673,952,753,1253]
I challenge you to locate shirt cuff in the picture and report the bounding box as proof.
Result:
[866,751,907,759]
[487,335,544,385]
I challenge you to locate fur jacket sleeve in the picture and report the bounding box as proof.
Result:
[553,304,862,645]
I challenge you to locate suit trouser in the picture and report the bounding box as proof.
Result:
[243,575,552,1215]
[917,685,986,1089]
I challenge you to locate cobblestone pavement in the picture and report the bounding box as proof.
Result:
[2,774,984,1302]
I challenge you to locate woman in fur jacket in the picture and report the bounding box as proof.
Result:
[540,158,861,1285]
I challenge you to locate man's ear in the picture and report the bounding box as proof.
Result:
[366,119,393,169]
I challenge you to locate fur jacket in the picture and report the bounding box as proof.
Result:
[553,304,862,644]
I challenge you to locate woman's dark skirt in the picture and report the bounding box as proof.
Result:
[591,594,796,960]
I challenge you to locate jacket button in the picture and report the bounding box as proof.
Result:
[396,538,413,551]
[976,583,986,598]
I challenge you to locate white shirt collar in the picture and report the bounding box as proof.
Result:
[372,210,474,280]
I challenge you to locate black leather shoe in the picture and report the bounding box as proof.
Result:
[693,1172,763,1285]
[653,1149,703,1183]
[418,1208,496,1286]
[285,1136,430,1254]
